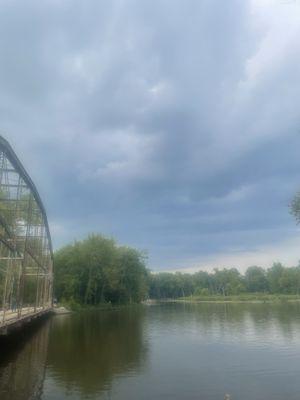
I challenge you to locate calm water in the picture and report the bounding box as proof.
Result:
[1,302,300,399]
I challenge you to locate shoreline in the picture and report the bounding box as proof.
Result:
[146,295,300,304]
[175,299,300,304]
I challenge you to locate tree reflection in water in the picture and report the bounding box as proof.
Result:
[46,307,148,397]
[0,307,148,400]
[2,304,300,400]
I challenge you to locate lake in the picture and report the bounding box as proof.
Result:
[1,302,300,400]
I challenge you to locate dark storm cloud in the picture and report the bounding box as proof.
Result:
[0,0,299,269]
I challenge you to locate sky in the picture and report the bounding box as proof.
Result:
[0,0,300,272]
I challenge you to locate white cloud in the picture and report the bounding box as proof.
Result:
[170,233,300,273]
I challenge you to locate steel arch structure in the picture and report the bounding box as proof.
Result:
[0,136,53,329]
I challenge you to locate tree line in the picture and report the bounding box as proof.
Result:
[54,235,300,305]
[148,263,300,299]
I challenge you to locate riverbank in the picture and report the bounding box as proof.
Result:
[58,301,145,312]
[57,294,300,310]
[177,294,300,303]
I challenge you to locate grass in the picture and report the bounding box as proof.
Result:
[178,293,300,303]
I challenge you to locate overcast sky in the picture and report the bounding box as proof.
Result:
[1,0,300,271]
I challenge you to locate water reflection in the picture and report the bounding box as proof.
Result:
[0,319,50,400]
[148,302,300,344]
[2,303,300,400]
[46,307,148,398]
[140,303,300,400]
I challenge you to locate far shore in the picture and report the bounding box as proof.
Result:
[145,294,300,304]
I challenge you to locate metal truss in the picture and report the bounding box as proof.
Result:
[0,136,53,324]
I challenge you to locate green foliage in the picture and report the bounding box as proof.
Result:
[212,268,245,296]
[267,262,285,293]
[54,234,148,306]
[148,272,194,299]
[195,287,209,296]
[291,192,300,224]
[245,266,268,292]
[149,262,300,300]
[53,233,300,305]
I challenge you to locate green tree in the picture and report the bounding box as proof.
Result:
[266,262,285,293]
[291,192,300,223]
[213,268,245,296]
[245,266,268,293]
[54,234,148,306]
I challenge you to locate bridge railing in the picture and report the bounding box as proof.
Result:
[0,136,53,325]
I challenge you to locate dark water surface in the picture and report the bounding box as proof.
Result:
[1,302,300,399]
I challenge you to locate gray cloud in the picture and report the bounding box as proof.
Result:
[0,0,299,270]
